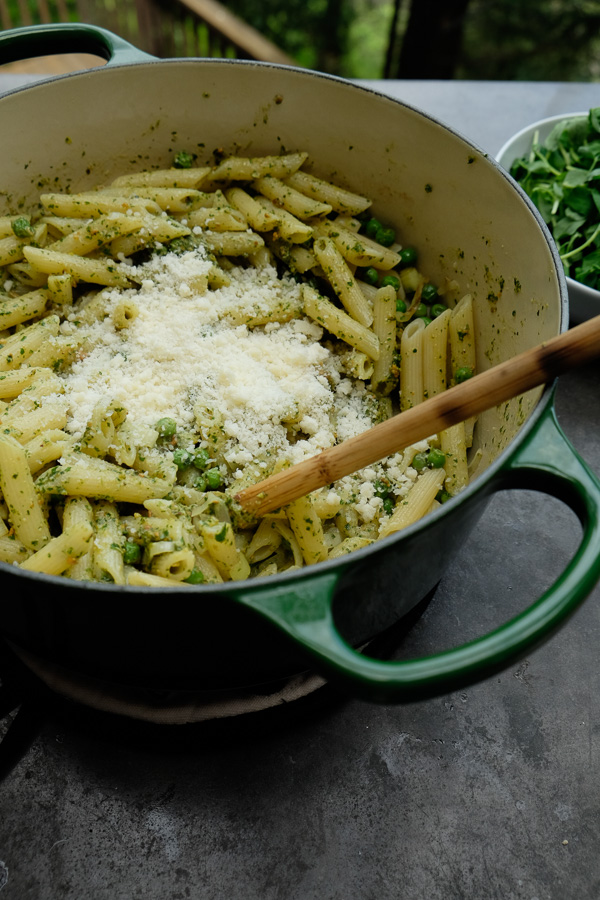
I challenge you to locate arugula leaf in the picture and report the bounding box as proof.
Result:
[509,107,600,288]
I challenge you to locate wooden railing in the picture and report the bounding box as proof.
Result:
[0,0,295,69]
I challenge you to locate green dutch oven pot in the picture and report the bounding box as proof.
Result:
[0,24,599,704]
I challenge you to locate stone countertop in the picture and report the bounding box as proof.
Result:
[0,74,599,900]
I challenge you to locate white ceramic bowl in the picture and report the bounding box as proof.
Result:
[497,112,600,324]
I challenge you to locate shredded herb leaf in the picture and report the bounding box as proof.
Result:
[509,107,600,290]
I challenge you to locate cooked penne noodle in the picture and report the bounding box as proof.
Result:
[371,285,397,390]
[201,521,251,581]
[187,206,248,232]
[24,430,73,474]
[400,317,426,410]
[252,175,332,218]
[93,501,125,584]
[48,214,144,256]
[25,333,81,370]
[0,234,26,266]
[110,167,211,189]
[449,293,477,444]
[35,454,174,503]
[47,274,73,306]
[0,314,60,371]
[19,520,95,575]
[266,236,316,273]
[209,152,308,183]
[286,495,328,566]
[0,433,51,550]
[0,534,30,564]
[62,496,95,580]
[199,230,265,256]
[7,401,68,444]
[302,284,380,359]
[380,467,446,537]
[40,191,161,218]
[23,246,131,287]
[108,187,207,213]
[124,566,190,587]
[0,372,63,424]
[423,309,451,399]
[0,289,49,328]
[449,293,476,379]
[224,186,280,231]
[284,171,371,215]
[150,547,195,582]
[0,366,49,399]
[312,221,401,270]
[109,214,190,258]
[254,196,313,243]
[440,423,469,495]
[312,236,373,326]
[111,298,139,330]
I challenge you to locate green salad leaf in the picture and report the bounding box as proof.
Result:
[509,107,600,291]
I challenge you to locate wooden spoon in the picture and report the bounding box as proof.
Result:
[235,314,600,516]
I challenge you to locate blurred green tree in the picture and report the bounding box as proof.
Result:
[223,0,353,71]
[223,0,600,81]
[460,0,600,81]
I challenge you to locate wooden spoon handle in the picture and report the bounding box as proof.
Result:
[236,314,600,516]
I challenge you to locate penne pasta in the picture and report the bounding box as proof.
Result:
[0,433,51,550]
[371,285,397,390]
[20,520,94,575]
[302,284,380,359]
[0,147,479,584]
[400,318,426,410]
[312,236,373,326]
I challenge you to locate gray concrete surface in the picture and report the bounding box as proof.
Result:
[0,77,599,900]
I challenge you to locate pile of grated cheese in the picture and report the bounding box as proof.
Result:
[56,245,422,525]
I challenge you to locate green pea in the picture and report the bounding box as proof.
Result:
[193,447,211,470]
[428,448,446,468]
[431,303,447,318]
[420,317,432,326]
[374,480,390,499]
[173,448,192,470]
[455,366,474,383]
[362,266,379,285]
[155,417,177,438]
[436,490,452,504]
[399,246,417,267]
[380,274,400,291]
[396,297,407,313]
[382,497,395,515]
[412,452,429,471]
[375,225,396,247]
[421,282,438,302]
[365,217,383,239]
[414,303,428,318]
[194,475,207,491]
[205,467,222,489]
[123,541,141,565]
[185,567,205,584]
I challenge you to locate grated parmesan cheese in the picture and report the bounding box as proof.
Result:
[57,248,376,470]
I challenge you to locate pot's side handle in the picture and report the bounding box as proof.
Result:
[230,399,600,703]
[0,23,155,69]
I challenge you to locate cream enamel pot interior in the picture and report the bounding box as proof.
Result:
[0,23,599,704]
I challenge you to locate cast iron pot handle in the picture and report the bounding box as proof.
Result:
[230,396,600,703]
[0,23,155,69]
